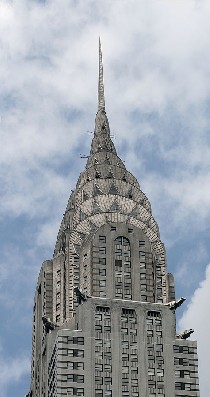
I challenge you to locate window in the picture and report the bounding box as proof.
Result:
[95,392,103,397]
[67,374,74,382]
[157,387,165,394]
[99,236,106,243]
[122,366,129,373]
[67,374,84,383]
[99,258,106,266]
[77,337,84,345]
[157,369,164,377]
[68,362,74,370]
[141,295,147,302]
[104,364,112,372]
[68,362,84,370]
[67,388,74,396]
[95,363,103,371]
[67,336,84,345]
[148,368,155,376]
[99,247,106,255]
[104,391,112,396]
[77,375,84,383]
[68,349,84,357]
[76,389,84,396]
[96,306,110,313]
[147,311,161,318]
[175,382,185,390]
[104,377,112,384]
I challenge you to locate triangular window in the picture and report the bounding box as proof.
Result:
[80,211,87,221]
[83,191,89,201]
[109,184,118,195]
[94,184,103,196]
[110,200,120,212]
[129,206,138,218]
[92,202,101,214]
[126,189,133,199]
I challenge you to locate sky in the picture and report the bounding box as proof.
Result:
[0,0,209,395]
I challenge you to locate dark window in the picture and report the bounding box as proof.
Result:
[67,374,84,383]
[96,306,110,313]
[99,235,106,243]
[147,311,161,318]
[99,258,106,266]
[175,382,185,390]
[99,247,106,255]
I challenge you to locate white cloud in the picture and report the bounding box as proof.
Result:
[0,349,30,397]
[179,263,210,396]
[36,218,60,248]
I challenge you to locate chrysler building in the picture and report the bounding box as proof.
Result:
[26,40,200,397]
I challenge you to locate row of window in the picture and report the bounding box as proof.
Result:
[95,391,112,397]
[93,239,106,298]
[60,348,84,357]
[175,370,192,378]
[66,374,84,383]
[174,345,197,354]
[175,382,199,391]
[99,236,145,246]
[66,388,84,396]
[66,362,84,370]
[121,310,139,396]
[95,307,112,395]
[146,311,165,396]
[174,357,198,366]
[66,337,84,345]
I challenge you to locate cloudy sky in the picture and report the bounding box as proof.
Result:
[0,0,210,395]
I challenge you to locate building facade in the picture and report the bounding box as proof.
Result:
[26,41,200,397]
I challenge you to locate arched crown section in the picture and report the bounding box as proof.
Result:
[77,223,168,307]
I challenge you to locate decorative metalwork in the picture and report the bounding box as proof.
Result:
[98,37,105,110]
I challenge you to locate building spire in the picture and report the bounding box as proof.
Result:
[98,37,105,110]
[89,38,117,156]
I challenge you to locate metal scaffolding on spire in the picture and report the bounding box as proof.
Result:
[98,37,105,110]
